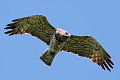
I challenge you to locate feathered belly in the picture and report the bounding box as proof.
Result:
[49,40,66,53]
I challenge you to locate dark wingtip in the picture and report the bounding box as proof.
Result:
[4,27,7,29]
[5,32,14,36]
[5,23,13,29]
[4,32,8,34]
[6,23,13,26]
[12,18,22,22]
[12,19,18,22]
[4,31,11,34]
[5,23,16,29]
[4,27,9,29]
[9,33,14,36]
[4,30,14,36]
[6,24,10,26]
[101,64,105,70]
[109,69,111,72]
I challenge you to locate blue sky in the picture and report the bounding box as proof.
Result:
[1,0,120,80]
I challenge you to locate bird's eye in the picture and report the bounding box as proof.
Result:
[65,32,68,35]
[56,33,60,36]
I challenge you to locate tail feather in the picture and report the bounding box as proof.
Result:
[40,49,57,66]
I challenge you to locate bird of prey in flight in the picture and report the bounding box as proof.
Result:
[4,15,114,71]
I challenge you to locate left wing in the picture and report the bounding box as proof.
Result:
[62,35,114,71]
[4,15,56,45]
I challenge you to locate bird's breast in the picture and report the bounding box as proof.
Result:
[48,36,67,53]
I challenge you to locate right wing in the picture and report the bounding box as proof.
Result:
[4,15,56,45]
[62,35,114,71]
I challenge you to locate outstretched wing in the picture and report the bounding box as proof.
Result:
[4,15,56,45]
[62,35,114,71]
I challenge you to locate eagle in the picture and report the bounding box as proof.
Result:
[4,15,114,71]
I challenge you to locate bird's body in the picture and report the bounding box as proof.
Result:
[4,15,114,71]
[40,29,70,66]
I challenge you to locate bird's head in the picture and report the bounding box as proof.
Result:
[55,29,71,42]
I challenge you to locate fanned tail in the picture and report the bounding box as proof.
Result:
[40,49,57,66]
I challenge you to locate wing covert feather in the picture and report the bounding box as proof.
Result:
[62,35,114,71]
[4,15,56,45]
